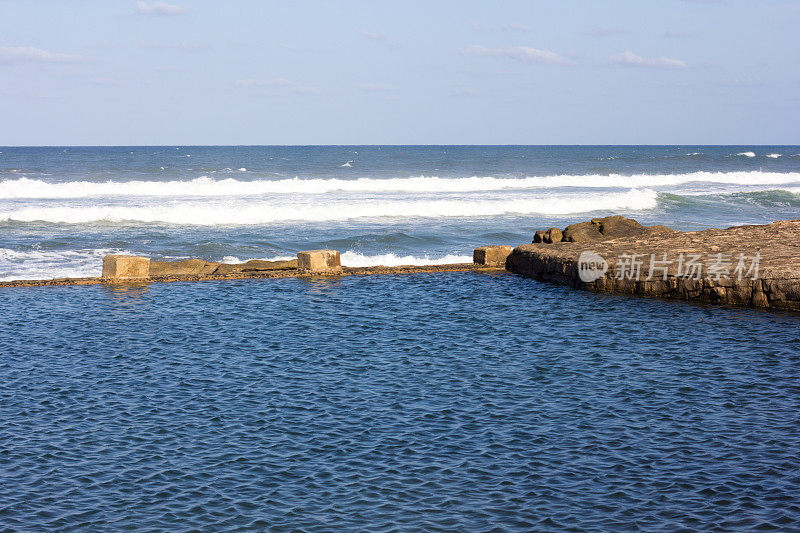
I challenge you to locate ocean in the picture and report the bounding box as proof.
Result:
[2,146,800,530]
[1,145,800,280]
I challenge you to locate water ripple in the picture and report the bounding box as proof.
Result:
[1,273,799,530]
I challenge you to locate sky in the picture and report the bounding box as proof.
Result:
[0,0,798,145]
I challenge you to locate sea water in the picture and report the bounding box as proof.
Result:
[1,146,800,530]
[1,145,800,280]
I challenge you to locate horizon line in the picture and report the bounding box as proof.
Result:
[2,143,799,148]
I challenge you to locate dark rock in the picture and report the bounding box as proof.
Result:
[562,215,648,242]
[562,221,603,242]
[589,215,646,239]
[544,228,563,244]
[533,230,547,243]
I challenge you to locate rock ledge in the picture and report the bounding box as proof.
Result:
[507,219,800,311]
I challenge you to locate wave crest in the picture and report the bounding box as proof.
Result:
[2,171,800,199]
[0,189,658,225]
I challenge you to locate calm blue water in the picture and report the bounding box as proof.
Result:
[1,145,800,280]
[1,273,799,530]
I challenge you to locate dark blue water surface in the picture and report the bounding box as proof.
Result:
[2,272,799,530]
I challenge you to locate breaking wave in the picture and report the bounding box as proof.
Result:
[0,247,129,281]
[0,189,658,225]
[2,171,800,198]
[339,251,473,267]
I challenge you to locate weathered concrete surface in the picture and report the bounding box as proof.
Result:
[507,219,800,311]
[150,258,298,277]
[149,258,221,276]
[212,259,297,275]
[102,255,150,280]
[473,245,513,267]
[297,250,342,273]
[0,263,498,289]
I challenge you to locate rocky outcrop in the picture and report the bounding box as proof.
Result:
[549,215,649,243]
[544,228,563,244]
[508,219,800,311]
[561,221,604,242]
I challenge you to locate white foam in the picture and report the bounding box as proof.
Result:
[0,189,658,225]
[238,167,247,171]
[766,153,782,158]
[0,247,130,281]
[736,151,756,158]
[340,251,473,267]
[3,171,800,199]
[220,254,294,264]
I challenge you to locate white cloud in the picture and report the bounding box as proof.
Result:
[361,30,385,40]
[135,1,186,16]
[0,46,87,64]
[464,45,576,66]
[359,83,394,92]
[234,78,322,95]
[609,51,687,68]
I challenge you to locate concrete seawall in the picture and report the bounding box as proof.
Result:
[506,219,800,311]
[0,262,499,289]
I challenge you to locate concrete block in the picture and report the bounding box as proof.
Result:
[297,250,342,273]
[473,245,513,268]
[102,255,150,280]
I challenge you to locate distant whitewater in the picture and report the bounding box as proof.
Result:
[3,171,800,199]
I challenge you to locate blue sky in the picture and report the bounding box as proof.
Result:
[0,0,798,145]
